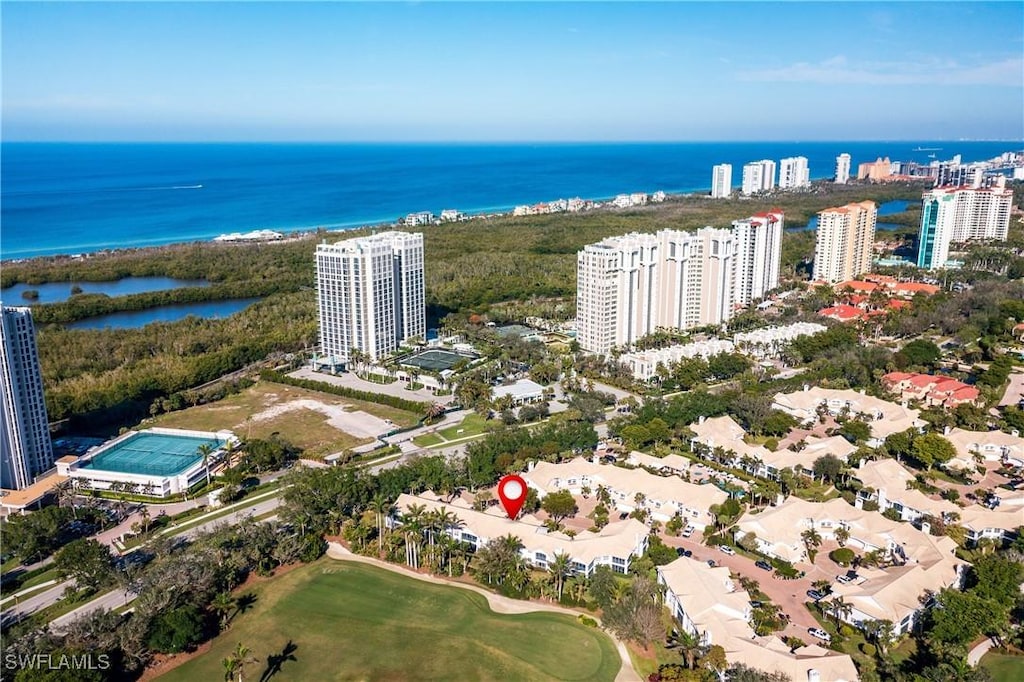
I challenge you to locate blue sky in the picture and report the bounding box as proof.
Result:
[3,2,1022,141]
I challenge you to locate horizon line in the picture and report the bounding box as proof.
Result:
[4,138,1023,145]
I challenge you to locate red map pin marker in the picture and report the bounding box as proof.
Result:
[497,474,528,520]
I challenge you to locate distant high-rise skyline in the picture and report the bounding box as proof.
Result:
[742,160,777,195]
[316,232,425,366]
[779,157,810,189]
[1,306,54,491]
[835,153,852,184]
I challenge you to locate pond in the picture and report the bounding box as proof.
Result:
[63,298,261,330]
[2,276,210,305]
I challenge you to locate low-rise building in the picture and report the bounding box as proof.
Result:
[619,339,736,381]
[881,372,979,408]
[626,450,691,477]
[492,379,545,405]
[853,458,960,522]
[772,387,925,446]
[659,558,859,681]
[391,491,649,576]
[524,458,727,526]
[733,322,827,359]
[943,427,1024,471]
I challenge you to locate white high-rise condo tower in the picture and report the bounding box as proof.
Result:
[316,232,425,366]
[917,177,1012,270]
[711,164,733,199]
[1,306,54,491]
[779,157,810,189]
[812,201,878,284]
[732,211,784,306]
[742,160,777,195]
[834,154,851,184]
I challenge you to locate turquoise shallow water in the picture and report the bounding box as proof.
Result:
[3,141,1017,259]
[83,431,222,476]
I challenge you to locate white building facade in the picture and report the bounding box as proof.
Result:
[1,306,54,491]
[742,159,777,195]
[778,156,810,189]
[812,201,878,284]
[316,232,425,365]
[711,163,732,199]
[835,153,851,184]
[917,178,1012,270]
[731,211,783,306]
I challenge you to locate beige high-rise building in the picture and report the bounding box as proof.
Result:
[917,177,1012,270]
[812,201,877,284]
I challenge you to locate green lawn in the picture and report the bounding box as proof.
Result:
[980,652,1024,682]
[158,561,621,682]
[438,413,491,440]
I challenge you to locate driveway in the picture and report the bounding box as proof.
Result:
[999,371,1024,407]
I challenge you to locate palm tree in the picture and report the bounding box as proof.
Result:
[54,479,78,519]
[222,642,253,682]
[403,503,427,569]
[801,525,823,561]
[549,552,573,602]
[197,443,215,487]
[829,596,852,625]
[212,591,236,629]
[834,526,850,547]
[667,629,704,670]
[370,494,394,552]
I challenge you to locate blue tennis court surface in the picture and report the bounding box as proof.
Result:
[83,431,222,477]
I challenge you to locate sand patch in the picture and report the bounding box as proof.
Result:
[250,399,389,439]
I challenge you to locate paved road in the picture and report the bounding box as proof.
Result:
[1000,371,1024,407]
[0,581,72,626]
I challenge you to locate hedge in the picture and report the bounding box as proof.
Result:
[260,370,428,414]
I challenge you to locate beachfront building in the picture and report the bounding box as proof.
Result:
[390,491,649,576]
[778,156,810,189]
[524,458,728,526]
[659,558,859,681]
[1,306,54,491]
[812,201,878,284]
[917,177,1013,270]
[772,386,924,447]
[711,163,732,198]
[731,211,783,306]
[742,159,776,195]
[857,157,893,182]
[315,231,425,367]
[835,153,851,184]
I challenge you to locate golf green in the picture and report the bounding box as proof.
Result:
[158,560,622,681]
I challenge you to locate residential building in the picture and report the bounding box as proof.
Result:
[812,201,878,284]
[659,558,859,682]
[391,491,649,576]
[731,211,783,306]
[772,386,924,446]
[917,178,1013,270]
[881,372,979,408]
[1,306,54,491]
[853,459,960,523]
[835,153,851,184]
[492,379,545,405]
[711,163,732,199]
[403,211,435,226]
[626,451,691,476]
[778,156,810,189]
[524,458,728,527]
[742,160,776,195]
[620,339,736,382]
[315,232,425,367]
[733,322,827,359]
[857,157,893,182]
[735,497,965,635]
[943,427,1024,471]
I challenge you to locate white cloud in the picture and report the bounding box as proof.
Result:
[737,55,1023,86]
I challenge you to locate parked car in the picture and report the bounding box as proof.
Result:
[718,545,736,556]
[836,574,853,584]
[749,600,763,608]
[675,547,693,558]
[755,560,773,571]
[707,559,717,567]
[681,527,694,538]
[807,589,825,601]
[808,627,832,643]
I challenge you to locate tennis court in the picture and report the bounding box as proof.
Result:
[82,431,222,477]
[401,349,475,372]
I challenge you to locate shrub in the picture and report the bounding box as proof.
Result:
[860,643,877,656]
[577,615,598,628]
[764,437,779,451]
[839,624,856,637]
[830,548,856,566]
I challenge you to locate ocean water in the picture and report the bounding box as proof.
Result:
[2,141,1019,260]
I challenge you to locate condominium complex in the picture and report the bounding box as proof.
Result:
[917,177,1012,270]
[1,306,54,491]
[812,201,878,284]
[576,212,782,354]
[315,231,425,365]
[834,153,851,184]
[741,159,776,195]
[710,163,732,199]
[731,210,783,306]
[778,156,810,189]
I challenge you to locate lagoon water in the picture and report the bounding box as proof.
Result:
[1,276,209,305]
[3,141,1017,259]
[63,298,261,330]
